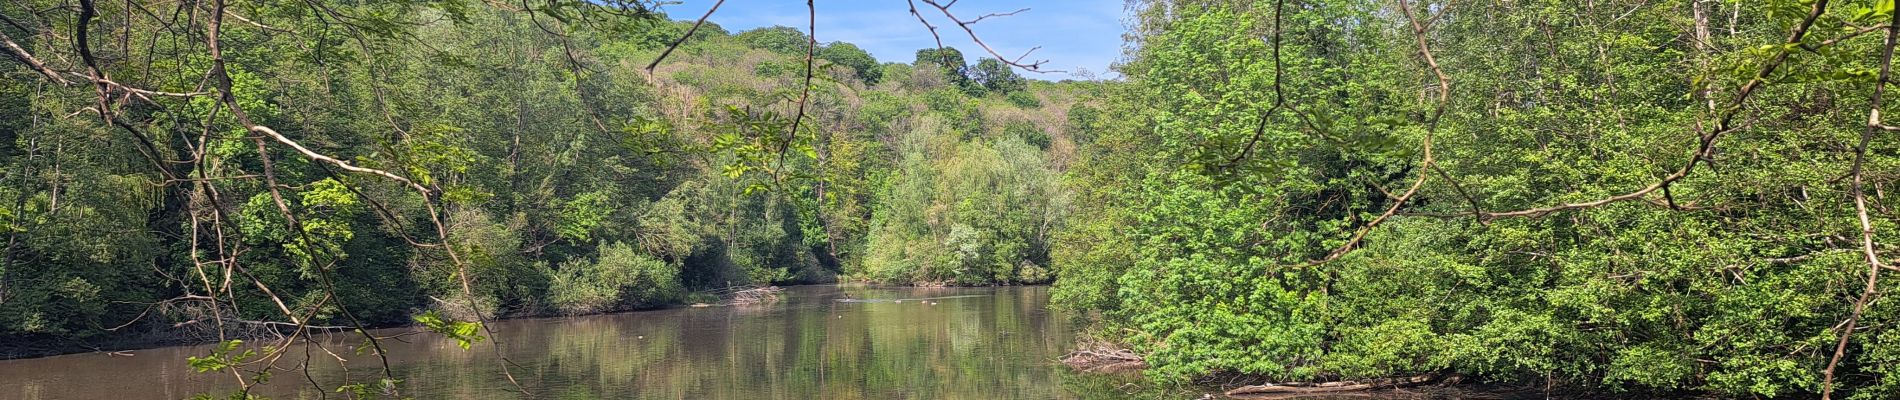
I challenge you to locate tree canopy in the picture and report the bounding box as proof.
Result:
[3,0,1900,398]
[0,0,1075,396]
[1052,0,1900,398]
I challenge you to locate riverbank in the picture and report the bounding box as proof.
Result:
[0,331,205,361]
[1058,334,1715,399]
[0,285,771,361]
[0,283,1007,361]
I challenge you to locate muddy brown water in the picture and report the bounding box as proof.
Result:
[0,285,1191,399]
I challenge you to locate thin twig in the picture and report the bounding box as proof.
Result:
[917,0,1056,72]
[775,0,818,181]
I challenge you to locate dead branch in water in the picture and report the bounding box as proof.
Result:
[707,285,783,305]
[1224,374,1450,397]
[730,286,783,305]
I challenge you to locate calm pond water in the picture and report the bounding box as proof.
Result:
[0,285,1168,400]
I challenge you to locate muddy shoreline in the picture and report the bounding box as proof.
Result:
[0,283,957,361]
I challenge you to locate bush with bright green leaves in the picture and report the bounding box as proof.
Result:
[1054,0,1900,398]
[862,120,1067,285]
[545,242,682,315]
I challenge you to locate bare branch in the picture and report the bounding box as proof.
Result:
[775,0,818,180]
[1300,0,1447,266]
[222,8,286,33]
[75,73,215,99]
[644,0,726,75]
[1822,2,1895,397]
[1472,0,1830,221]
[917,0,1057,72]
[1221,0,1285,170]
[1805,23,1890,52]
[246,125,429,193]
[0,29,69,84]
[204,0,405,391]
[966,8,1027,24]
[907,0,949,66]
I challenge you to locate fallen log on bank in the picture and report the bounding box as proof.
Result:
[1060,341,1147,373]
[1224,374,1449,397]
[729,286,783,305]
[705,285,783,305]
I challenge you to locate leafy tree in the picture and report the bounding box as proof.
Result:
[863,123,1066,285]
[819,42,882,84]
[735,26,812,55]
[970,58,1027,94]
[915,47,983,95]
[0,0,1088,395]
[914,47,969,74]
[545,242,682,314]
[1053,0,1900,398]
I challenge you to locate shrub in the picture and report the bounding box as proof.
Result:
[544,242,683,315]
[1003,120,1050,149]
[1006,91,1041,108]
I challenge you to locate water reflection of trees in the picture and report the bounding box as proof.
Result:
[267,286,1094,399]
[9,287,1097,398]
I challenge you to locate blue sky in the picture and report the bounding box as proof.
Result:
[658,0,1127,80]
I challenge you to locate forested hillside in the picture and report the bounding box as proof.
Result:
[0,0,1082,354]
[1052,0,1900,398]
[6,0,1900,398]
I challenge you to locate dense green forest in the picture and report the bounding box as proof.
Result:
[3,0,1900,398]
[0,0,1081,351]
[1053,0,1900,398]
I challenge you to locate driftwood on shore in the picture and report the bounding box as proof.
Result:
[1223,374,1448,397]
[1058,340,1459,398]
[158,296,353,341]
[1060,341,1147,373]
[707,285,783,305]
